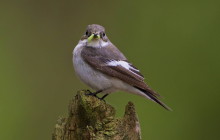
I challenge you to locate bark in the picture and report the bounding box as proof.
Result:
[52,90,141,140]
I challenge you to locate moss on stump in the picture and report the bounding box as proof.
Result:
[52,90,141,140]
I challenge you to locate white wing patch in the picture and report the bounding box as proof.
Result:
[107,60,143,79]
[107,60,132,70]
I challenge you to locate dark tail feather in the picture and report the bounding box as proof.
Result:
[135,86,172,111]
[145,90,172,111]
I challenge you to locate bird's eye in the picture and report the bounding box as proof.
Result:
[85,31,89,36]
[102,32,106,37]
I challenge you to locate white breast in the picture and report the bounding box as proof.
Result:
[73,40,113,92]
[72,40,150,99]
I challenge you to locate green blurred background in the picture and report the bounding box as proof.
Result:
[1,0,220,139]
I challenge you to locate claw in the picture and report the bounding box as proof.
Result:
[85,90,97,97]
[86,89,92,93]
[94,96,106,102]
[84,90,108,101]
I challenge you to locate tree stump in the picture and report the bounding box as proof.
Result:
[52,90,141,140]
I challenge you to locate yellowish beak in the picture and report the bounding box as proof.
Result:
[88,34,100,42]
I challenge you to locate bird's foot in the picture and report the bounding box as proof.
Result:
[85,90,108,101]
[85,90,97,97]
[85,89,102,97]
[95,94,109,102]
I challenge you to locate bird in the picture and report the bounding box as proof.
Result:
[73,24,171,110]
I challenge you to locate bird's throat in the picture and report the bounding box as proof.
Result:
[86,40,109,48]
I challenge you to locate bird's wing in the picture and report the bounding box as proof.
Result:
[81,46,159,97]
[81,46,173,110]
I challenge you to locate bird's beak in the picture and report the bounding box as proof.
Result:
[88,33,100,42]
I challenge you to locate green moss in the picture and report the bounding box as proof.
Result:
[53,90,141,140]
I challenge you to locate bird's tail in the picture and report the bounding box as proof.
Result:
[134,86,172,111]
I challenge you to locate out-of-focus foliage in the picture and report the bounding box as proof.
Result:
[1,0,220,139]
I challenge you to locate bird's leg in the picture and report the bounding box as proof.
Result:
[93,93,109,102]
[100,94,109,100]
[86,89,92,93]
[85,90,109,101]
[85,90,103,97]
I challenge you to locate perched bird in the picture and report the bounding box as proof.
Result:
[73,24,171,110]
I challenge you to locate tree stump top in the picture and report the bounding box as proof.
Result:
[52,90,141,140]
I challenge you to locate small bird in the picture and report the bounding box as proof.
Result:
[73,24,171,110]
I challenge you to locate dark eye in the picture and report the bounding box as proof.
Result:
[85,31,89,36]
[102,32,106,37]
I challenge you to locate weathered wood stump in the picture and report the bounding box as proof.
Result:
[52,90,141,140]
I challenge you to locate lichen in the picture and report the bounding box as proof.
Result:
[52,90,141,140]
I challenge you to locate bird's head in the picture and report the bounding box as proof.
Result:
[81,24,109,48]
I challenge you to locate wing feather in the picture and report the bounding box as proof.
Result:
[76,35,172,110]
[81,46,149,91]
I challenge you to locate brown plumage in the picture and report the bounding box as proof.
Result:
[73,24,171,110]
[81,45,171,110]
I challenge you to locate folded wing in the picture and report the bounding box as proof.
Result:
[81,46,159,97]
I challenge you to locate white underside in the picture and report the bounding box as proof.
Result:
[73,39,150,100]
[86,39,109,48]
